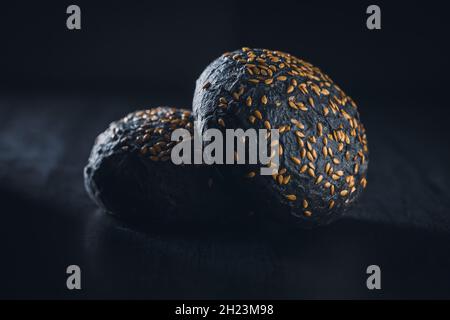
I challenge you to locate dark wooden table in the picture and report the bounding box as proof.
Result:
[1,94,449,299]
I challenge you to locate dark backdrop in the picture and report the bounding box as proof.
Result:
[1,1,450,299]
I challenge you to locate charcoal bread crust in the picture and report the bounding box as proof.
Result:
[84,107,228,225]
[193,48,369,227]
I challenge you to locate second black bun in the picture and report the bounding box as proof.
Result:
[84,107,229,226]
[193,48,369,227]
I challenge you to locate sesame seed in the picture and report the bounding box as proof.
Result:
[291,156,301,165]
[329,200,335,209]
[285,194,297,201]
[361,178,367,188]
[302,199,308,208]
[261,95,268,105]
[287,85,295,94]
[246,96,252,107]
[277,174,284,185]
[300,148,306,158]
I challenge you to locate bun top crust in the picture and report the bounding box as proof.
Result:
[193,48,369,225]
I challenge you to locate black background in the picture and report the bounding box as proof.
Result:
[1,1,450,299]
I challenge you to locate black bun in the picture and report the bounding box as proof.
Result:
[84,107,227,226]
[193,48,369,227]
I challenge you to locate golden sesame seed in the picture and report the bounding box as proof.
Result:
[264,120,271,130]
[329,200,335,209]
[316,175,323,184]
[317,123,323,136]
[291,156,301,165]
[333,158,340,164]
[254,110,262,120]
[246,96,252,107]
[287,85,295,94]
[277,174,283,185]
[218,118,225,127]
[328,147,334,157]
[307,168,316,178]
[285,194,297,201]
[300,148,306,158]
[304,210,312,217]
[302,199,308,208]
[300,164,308,173]
[277,76,287,81]
[288,101,298,110]
[291,119,305,129]
[324,182,331,188]
[361,177,367,188]
[298,102,308,111]
[261,95,268,105]
[283,175,291,184]
[248,115,256,124]
[340,190,349,197]
[332,174,340,181]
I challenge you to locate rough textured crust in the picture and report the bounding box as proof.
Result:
[84,107,227,225]
[193,48,369,227]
